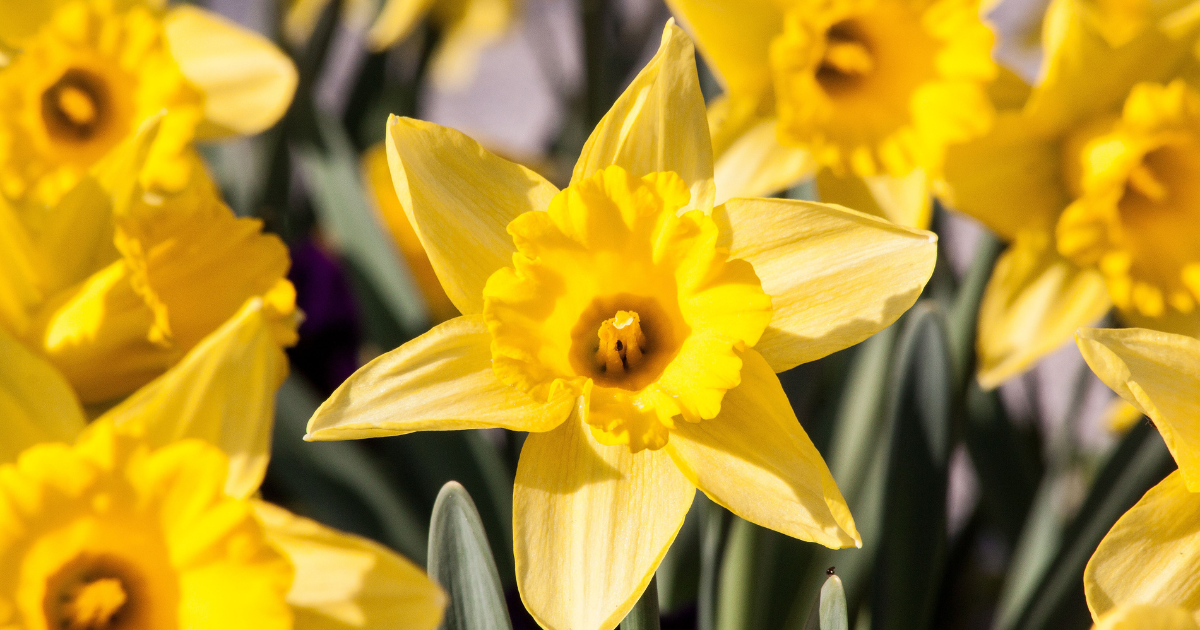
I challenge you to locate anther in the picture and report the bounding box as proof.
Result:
[596,311,646,374]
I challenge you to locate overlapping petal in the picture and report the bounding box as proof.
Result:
[662,0,783,99]
[713,118,815,204]
[977,232,1111,388]
[666,349,859,548]
[0,197,41,335]
[306,315,574,441]
[571,21,714,212]
[513,401,695,630]
[817,169,932,229]
[0,326,85,464]
[1084,471,1200,620]
[385,116,560,315]
[1093,605,1200,630]
[718,197,937,372]
[1076,327,1200,489]
[254,501,447,630]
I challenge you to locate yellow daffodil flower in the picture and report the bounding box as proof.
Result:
[363,142,460,324]
[1076,327,1200,627]
[664,0,996,227]
[942,0,1200,388]
[286,0,515,89]
[0,393,446,630]
[0,118,297,410]
[307,22,938,630]
[0,0,297,209]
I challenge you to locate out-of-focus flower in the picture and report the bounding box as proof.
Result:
[942,0,1200,388]
[665,0,996,227]
[0,119,297,407]
[285,0,517,89]
[0,0,297,208]
[1076,327,1200,628]
[363,142,459,324]
[308,22,938,630]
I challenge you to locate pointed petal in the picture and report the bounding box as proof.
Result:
[572,22,714,212]
[165,6,299,138]
[713,118,815,205]
[663,0,783,98]
[1084,471,1200,620]
[307,315,573,441]
[1076,327,1200,489]
[942,112,1067,241]
[666,349,859,548]
[719,198,937,372]
[514,404,695,630]
[817,169,932,229]
[0,327,86,463]
[386,116,559,315]
[99,285,296,499]
[366,0,436,50]
[254,501,446,630]
[977,233,1111,388]
[0,196,41,336]
[1093,605,1199,630]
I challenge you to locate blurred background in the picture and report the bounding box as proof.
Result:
[185,1,1166,628]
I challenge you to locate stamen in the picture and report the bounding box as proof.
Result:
[597,311,646,374]
[62,577,127,630]
[57,85,97,126]
[822,40,874,76]
[1127,162,1168,201]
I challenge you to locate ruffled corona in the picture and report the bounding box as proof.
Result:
[482,165,773,451]
[0,0,204,210]
[1057,80,1200,319]
[768,0,995,178]
[0,424,293,630]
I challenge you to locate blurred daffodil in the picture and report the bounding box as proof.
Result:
[286,0,515,89]
[665,0,997,227]
[308,22,938,630]
[0,118,298,407]
[0,0,297,208]
[1076,327,1200,628]
[942,0,1200,388]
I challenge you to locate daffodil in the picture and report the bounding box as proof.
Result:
[0,117,297,409]
[0,0,297,209]
[941,0,1200,388]
[307,22,937,630]
[664,0,996,227]
[1075,327,1200,628]
[285,0,515,89]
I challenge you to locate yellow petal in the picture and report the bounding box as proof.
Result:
[386,115,559,315]
[34,177,119,297]
[514,405,696,630]
[307,315,573,441]
[98,287,295,499]
[1085,471,1200,620]
[663,0,783,98]
[977,232,1111,388]
[366,0,436,50]
[713,117,815,205]
[572,21,715,212]
[1076,327,1200,489]
[666,349,859,548]
[425,0,513,89]
[254,501,447,630]
[1093,605,1199,630]
[817,169,932,229]
[0,326,86,463]
[719,198,937,372]
[942,112,1068,241]
[165,6,299,139]
[0,196,41,336]
[1104,398,1144,434]
[284,0,337,46]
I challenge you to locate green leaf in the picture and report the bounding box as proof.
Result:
[962,382,1041,543]
[428,481,514,630]
[802,572,849,630]
[621,576,662,630]
[715,516,760,630]
[697,494,730,630]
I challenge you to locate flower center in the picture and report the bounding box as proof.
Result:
[568,294,684,392]
[62,578,127,630]
[596,311,647,374]
[44,555,144,630]
[817,22,875,97]
[41,68,111,144]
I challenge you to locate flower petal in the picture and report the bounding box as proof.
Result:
[165,6,299,139]
[666,348,859,548]
[425,0,514,89]
[0,326,85,463]
[713,118,815,205]
[572,21,714,212]
[663,0,783,98]
[99,285,296,499]
[1076,327,1200,489]
[942,112,1067,241]
[1094,605,1200,630]
[254,501,447,630]
[306,315,573,441]
[719,198,937,372]
[1084,471,1200,620]
[513,402,695,630]
[366,0,436,50]
[977,232,1111,388]
[816,169,932,229]
[0,196,41,336]
[386,116,559,315]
